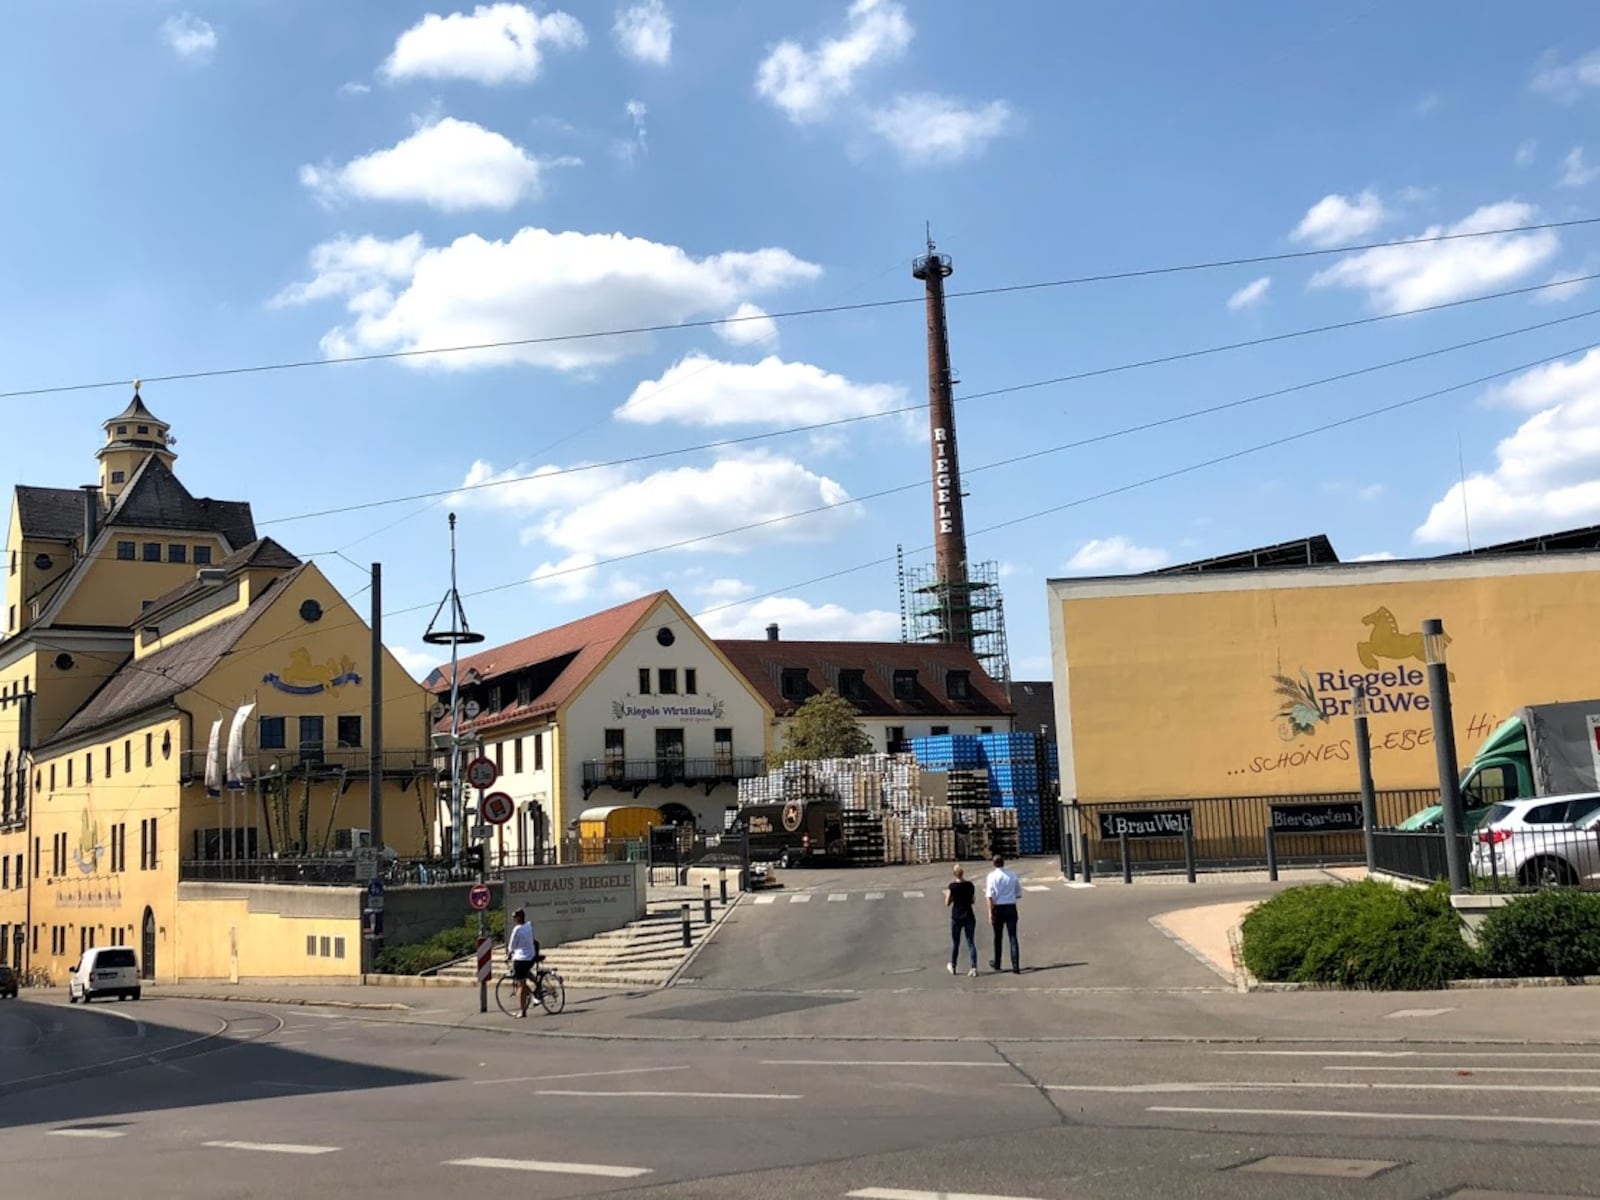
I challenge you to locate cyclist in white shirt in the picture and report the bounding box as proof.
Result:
[506,908,538,1018]
[984,856,1022,974]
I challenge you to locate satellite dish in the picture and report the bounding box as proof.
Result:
[430,702,446,721]
[463,699,481,720]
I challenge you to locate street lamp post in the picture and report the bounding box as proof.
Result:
[1422,618,1468,893]
[1352,682,1378,873]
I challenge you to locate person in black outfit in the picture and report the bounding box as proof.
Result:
[944,864,979,977]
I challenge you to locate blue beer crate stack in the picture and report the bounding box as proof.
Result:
[908,733,983,770]
[908,731,1056,855]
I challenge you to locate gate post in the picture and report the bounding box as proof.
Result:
[1184,825,1197,884]
[1119,830,1132,884]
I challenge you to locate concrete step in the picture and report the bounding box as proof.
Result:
[428,909,723,986]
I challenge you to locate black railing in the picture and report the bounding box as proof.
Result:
[648,828,750,885]
[178,747,435,783]
[1370,822,1600,893]
[1072,788,1440,875]
[582,755,766,798]
[1370,829,1467,885]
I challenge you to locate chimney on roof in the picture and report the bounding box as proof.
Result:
[766,623,780,642]
[80,485,100,550]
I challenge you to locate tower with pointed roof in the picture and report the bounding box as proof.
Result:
[97,382,176,506]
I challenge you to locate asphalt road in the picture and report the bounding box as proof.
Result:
[6,864,1600,1198]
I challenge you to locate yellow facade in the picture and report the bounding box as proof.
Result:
[1048,554,1600,803]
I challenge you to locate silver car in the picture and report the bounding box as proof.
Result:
[1470,793,1600,889]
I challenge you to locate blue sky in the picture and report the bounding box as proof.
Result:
[4,0,1600,679]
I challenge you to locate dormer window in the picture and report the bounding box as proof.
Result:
[110,471,125,484]
[517,676,531,706]
[136,424,149,434]
[116,425,127,435]
[838,669,866,700]
[892,669,918,700]
[946,670,971,701]
[781,668,808,701]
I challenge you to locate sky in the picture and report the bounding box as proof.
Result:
[3,0,1600,681]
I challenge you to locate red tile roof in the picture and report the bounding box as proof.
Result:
[716,638,1013,719]
[425,591,665,734]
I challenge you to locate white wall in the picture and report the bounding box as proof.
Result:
[480,723,557,865]
[560,599,770,834]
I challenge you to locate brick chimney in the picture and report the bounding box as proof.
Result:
[765,623,780,641]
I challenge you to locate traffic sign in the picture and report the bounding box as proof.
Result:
[481,791,515,825]
[365,878,385,911]
[465,756,498,790]
[468,883,491,911]
[353,845,378,882]
[470,824,490,841]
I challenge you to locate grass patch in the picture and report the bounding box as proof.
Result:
[374,908,505,976]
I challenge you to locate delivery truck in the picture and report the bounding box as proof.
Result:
[1399,700,1600,830]
[727,799,846,867]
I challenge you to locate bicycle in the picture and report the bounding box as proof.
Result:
[494,957,566,1017]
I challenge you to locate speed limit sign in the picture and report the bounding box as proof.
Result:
[465,756,498,790]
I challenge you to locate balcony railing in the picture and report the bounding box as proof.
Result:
[178,748,436,786]
[582,755,765,799]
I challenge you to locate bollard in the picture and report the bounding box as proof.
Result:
[1265,826,1279,882]
[1184,825,1196,884]
[1063,833,1077,881]
[1083,839,1093,884]
[1120,830,1132,885]
[703,882,713,924]
[681,902,691,947]
[720,869,728,907]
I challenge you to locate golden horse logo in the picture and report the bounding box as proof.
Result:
[1357,607,1453,680]
[281,649,358,694]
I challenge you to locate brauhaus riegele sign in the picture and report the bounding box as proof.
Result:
[502,861,647,948]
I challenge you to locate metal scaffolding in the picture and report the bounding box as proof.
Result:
[899,555,1011,690]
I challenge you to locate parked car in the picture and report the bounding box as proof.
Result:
[0,964,16,999]
[67,946,141,1003]
[1468,793,1600,889]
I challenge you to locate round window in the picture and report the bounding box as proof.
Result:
[656,626,675,647]
[33,554,52,571]
[299,599,323,623]
[54,653,74,671]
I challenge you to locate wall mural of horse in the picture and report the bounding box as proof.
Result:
[1357,606,1454,681]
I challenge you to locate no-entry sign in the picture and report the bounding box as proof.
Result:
[468,883,491,911]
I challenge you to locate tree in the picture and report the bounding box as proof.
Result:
[771,689,874,765]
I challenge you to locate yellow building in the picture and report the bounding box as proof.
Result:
[1,389,437,984]
[1047,532,1600,810]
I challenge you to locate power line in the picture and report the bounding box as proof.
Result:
[6,214,1597,402]
[258,268,1600,528]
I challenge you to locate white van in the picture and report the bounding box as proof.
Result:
[68,946,141,1003]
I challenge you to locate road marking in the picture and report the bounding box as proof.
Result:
[1064,882,1095,889]
[849,1188,1050,1200]
[476,1066,690,1086]
[903,890,925,898]
[533,1089,801,1100]
[790,894,811,903]
[1329,1065,1600,1075]
[1148,1105,1600,1129]
[203,1141,340,1155]
[1024,885,1050,892]
[1218,1050,1600,1060]
[753,895,776,905]
[48,1128,126,1139]
[1029,1081,1600,1094]
[761,1060,1011,1068]
[448,1157,650,1178]
[1384,1007,1455,1018]
[865,892,885,901]
[828,893,848,902]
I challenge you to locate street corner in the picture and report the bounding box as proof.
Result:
[1149,900,1261,986]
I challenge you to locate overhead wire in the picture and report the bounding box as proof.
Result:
[3,213,1596,402]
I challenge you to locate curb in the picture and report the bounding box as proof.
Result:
[1248,974,1600,993]
[154,991,411,1012]
[1146,915,1239,987]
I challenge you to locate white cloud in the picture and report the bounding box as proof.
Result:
[300,118,550,211]
[1561,146,1600,188]
[694,591,900,640]
[162,12,216,61]
[756,0,912,123]
[528,553,644,604]
[382,3,585,86]
[388,645,440,679]
[1516,139,1538,167]
[716,302,778,346]
[614,353,903,429]
[866,94,1016,163]
[1063,537,1170,574]
[1308,200,1560,315]
[1532,268,1593,305]
[1352,552,1397,562]
[339,81,372,96]
[1531,47,1600,103]
[615,99,648,164]
[1415,348,1600,545]
[448,458,633,514]
[1359,483,1385,502]
[613,0,672,65]
[694,578,757,603]
[1290,190,1389,248]
[1414,92,1440,115]
[1226,276,1272,311]
[277,226,822,371]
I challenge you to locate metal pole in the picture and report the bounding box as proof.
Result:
[1119,830,1132,884]
[703,882,712,924]
[369,562,384,857]
[681,903,691,947]
[1352,682,1377,874]
[1266,826,1279,882]
[1184,825,1196,884]
[1063,830,1077,881]
[448,520,464,868]
[719,869,728,906]
[1423,618,1468,893]
[477,819,488,1014]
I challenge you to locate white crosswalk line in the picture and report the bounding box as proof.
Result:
[752,895,776,904]
[203,1141,339,1155]
[828,893,848,902]
[865,892,885,900]
[849,1188,1050,1199]
[448,1157,651,1178]
[1064,882,1095,889]
[1024,885,1049,892]
[790,893,812,903]
[903,890,925,898]
[48,1129,126,1139]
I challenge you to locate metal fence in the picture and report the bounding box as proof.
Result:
[1069,788,1440,876]
[1375,824,1600,893]
[647,827,750,885]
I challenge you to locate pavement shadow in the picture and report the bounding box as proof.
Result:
[1015,962,1087,975]
[0,999,447,1130]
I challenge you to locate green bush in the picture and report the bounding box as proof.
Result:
[1241,880,1475,990]
[1477,889,1600,979]
[373,908,506,976]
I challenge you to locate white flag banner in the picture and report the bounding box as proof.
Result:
[205,718,223,798]
[226,702,255,790]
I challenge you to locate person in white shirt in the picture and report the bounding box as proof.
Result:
[984,855,1022,974]
[506,907,538,1018]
